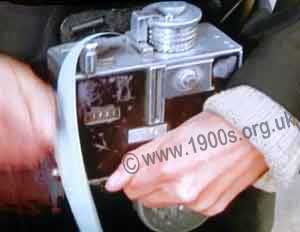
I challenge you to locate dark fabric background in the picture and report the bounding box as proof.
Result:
[227,4,300,119]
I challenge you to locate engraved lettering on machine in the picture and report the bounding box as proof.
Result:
[84,104,121,126]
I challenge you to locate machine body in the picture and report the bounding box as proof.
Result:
[48,2,242,231]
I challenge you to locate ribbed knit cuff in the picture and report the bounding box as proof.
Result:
[203,85,300,192]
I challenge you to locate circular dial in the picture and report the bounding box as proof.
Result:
[174,68,203,92]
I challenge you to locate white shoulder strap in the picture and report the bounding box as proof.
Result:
[55,33,111,232]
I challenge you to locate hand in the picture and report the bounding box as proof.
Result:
[0,55,55,171]
[106,111,268,216]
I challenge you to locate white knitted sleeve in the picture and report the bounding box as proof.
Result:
[203,85,300,192]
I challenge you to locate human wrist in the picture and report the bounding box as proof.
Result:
[203,85,300,192]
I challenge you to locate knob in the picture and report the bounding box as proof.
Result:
[157,2,187,19]
[174,68,203,92]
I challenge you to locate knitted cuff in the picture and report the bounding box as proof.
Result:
[203,85,300,192]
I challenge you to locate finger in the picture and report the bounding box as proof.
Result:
[202,153,267,216]
[105,159,135,192]
[137,175,203,208]
[106,130,171,193]
[186,149,264,212]
[139,187,181,208]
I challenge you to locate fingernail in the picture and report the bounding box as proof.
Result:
[105,170,123,192]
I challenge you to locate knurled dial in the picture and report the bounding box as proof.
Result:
[174,68,203,92]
